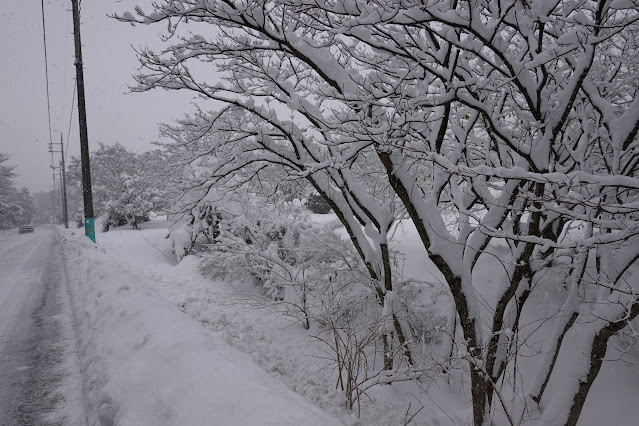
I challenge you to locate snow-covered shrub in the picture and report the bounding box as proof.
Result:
[101,173,162,231]
[167,201,223,262]
[394,280,449,348]
[199,199,448,412]
[199,199,322,310]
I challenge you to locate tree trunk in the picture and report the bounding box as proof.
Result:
[538,302,639,426]
[563,327,613,426]
[529,312,577,404]
[378,151,489,424]
[565,304,639,425]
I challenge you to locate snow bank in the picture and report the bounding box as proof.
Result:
[59,229,341,426]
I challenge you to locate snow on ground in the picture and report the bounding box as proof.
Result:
[0,227,87,425]
[85,217,467,426]
[60,215,639,426]
[59,226,342,426]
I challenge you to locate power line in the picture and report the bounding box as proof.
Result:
[60,2,71,138]
[64,0,82,163]
[41,0,59,226]
[40,0,53,149]
[65,83,76,164]
[64,0,82,165]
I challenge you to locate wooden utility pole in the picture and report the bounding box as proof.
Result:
[50,180,56,225]
[60,134,69,228]
[48,135,68,228]
[71,0,95,242]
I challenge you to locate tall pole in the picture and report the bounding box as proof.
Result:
[49,155,58,225]
[60,134,69,228]
[50,181,55,225]
[71,0,95,242]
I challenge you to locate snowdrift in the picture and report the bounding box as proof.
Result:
[59,229,341,426]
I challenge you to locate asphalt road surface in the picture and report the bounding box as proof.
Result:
[0,227,86,426]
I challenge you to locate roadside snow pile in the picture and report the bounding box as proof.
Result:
[59,229,342,426]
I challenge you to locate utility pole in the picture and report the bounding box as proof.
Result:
[49,164,61,225]
[60,134,69,228]
[71,0,95,242]
[48,134,69,228]
[50,179,56,225]
[49,153,55,225]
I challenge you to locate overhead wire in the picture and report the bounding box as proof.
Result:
[40,0,54,150]
[41,0,58,204]
[60,0,71,156]
[66,85,76,164]
[65,0,82,164]
[64,1,76,165]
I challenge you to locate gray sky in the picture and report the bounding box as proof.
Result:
[0,0,195,193]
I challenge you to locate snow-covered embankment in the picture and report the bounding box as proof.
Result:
[59,229,341,426]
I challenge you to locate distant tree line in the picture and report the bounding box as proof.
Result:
[66,142,169,231]
[0,152,34,230]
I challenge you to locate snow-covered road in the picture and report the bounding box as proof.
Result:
[0,227,86,425]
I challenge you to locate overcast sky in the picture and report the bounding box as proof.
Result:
[0,0,196,193]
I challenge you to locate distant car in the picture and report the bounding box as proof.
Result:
[19,225,34,234]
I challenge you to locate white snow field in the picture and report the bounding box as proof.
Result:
[59,216,639,426]
[80,217,469,426]
[59,227,342,426]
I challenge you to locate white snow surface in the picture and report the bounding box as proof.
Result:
[57,215,639,426]
[59,227,342,426]
[68,217,465,426]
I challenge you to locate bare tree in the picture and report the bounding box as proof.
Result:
[118,1,639,424]
[313,1,639,424]
[117,2,418,371]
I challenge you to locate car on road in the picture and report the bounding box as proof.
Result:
[18,225,34,234]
